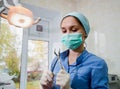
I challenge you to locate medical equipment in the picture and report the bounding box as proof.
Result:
[0,0,40,28]
[109,74,120,89]
[54,49,64,70]
[0,73,16,89]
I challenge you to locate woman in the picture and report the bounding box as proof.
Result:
[40,12,109,89]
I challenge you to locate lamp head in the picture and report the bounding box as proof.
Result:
[0,0,40,28]
[7,6,34,28]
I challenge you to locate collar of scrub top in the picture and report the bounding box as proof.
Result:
[60,49,88,69]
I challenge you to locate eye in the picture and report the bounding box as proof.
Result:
[72,28,78,32]
[62,29,67,33]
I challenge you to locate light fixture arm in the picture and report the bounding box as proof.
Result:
[3,0,21,8]
[3,0,11,8]
[12,0,21,6]
[0,7,5,13]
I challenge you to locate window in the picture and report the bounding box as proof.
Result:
[27,40,48,89]
[0,18,23,89]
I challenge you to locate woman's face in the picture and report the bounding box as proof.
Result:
[60,16,86,38]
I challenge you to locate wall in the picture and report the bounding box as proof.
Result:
[21,0,77,14]
[76,0,120,75]
[21,0,120,76]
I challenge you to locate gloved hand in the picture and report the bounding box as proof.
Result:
[40,70,54,89]
[56,69,70,89]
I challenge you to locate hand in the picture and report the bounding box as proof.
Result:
[40,70,54,89]
[56,69,70,89]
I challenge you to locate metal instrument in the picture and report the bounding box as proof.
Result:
[54,49,64,70]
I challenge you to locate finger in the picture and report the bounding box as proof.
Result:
[40,78,53,88]
[56,71,70,82]
[56,80,63,86]
[56,73,65,82]
[42,85,51,89]
[40,78,47,85]
[56,73,64,79]
[46,73,53,82]
[47,80,53,88]
[57,70,67,79]
[56,69,68,80]
[40,77,53,88]
[40,74,47,82]
[40,70,54,85]
[59,69,66,74]
[47,70,54,78]
[46,71,54,82]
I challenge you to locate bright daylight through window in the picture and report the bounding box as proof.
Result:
[0,18,23,89]
[0,18,49,89]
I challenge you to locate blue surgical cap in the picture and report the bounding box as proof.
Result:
[62,12,90,36]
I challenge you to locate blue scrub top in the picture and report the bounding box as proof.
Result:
[50,49,109,89]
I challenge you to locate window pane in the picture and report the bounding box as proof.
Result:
[27,40,48,89]
[0,18,22,89]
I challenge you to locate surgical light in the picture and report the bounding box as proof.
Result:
[7,6,34,28]
[0,0,40,28]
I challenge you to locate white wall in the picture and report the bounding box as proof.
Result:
[76,0,120,75]
[21,0,120,76]
[21,0,77,14]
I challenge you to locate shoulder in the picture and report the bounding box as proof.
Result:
[83,50,108,68]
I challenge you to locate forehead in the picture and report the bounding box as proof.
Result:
[61,16,86,34]
[61,16,80,26]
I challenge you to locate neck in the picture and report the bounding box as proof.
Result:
[68,44,85,65]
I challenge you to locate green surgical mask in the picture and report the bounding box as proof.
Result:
[61,33,83,50]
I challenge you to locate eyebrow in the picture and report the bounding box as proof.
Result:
[61,24,80,28]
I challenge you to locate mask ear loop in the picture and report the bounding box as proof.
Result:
[84,41,87,49]
[83,34,87,49]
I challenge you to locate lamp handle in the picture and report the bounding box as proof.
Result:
[33,17,41,25]
[0,13,7,19]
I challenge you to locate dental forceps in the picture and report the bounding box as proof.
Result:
[54,49,64,70]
